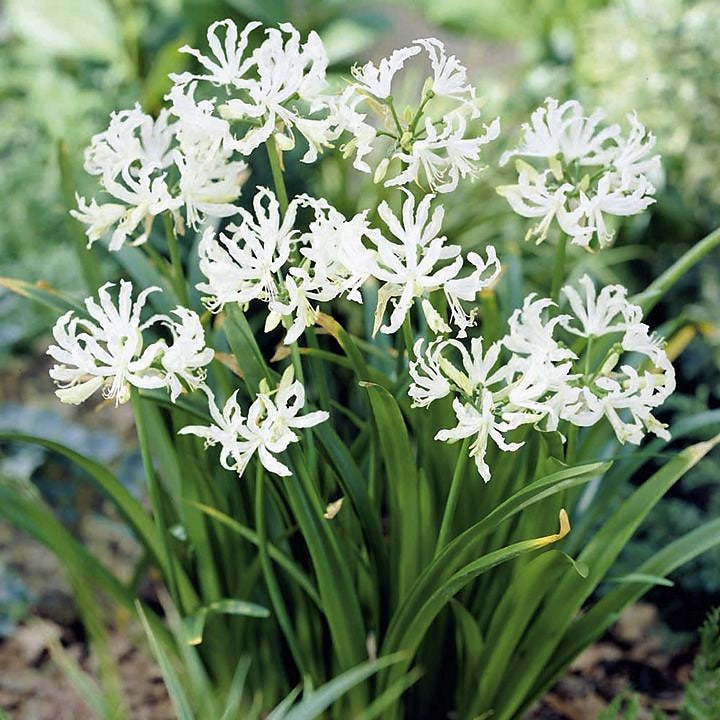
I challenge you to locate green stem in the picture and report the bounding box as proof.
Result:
[402,315,415,363]
[565,424,578,466]
[634,224,720,313]
[290,342,317,473]
[130,389,181,610]
[409,91,434,136]
[163,214,189,307]
[435,436,472,556]
[386,97,404,137]
[266,135,289,214]
[305,328,331,412]
[550,233,568,305]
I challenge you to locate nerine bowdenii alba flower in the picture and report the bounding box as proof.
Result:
[409,274,674,480]
[47,280,213,405]
[497,97,660,248]
[179,367,328,477]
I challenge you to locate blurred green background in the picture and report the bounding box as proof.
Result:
[1,0,719,661]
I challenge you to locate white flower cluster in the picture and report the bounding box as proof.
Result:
[172,20,331,162]
[409,274,675,480]
[72,98,247,250]
[196,186,500,342]
[56,19,673,486]
[47,280,213,405]
[71,20,499,254]
[336,37,500,192]
[179,367,328,477]
[498,98,660,248]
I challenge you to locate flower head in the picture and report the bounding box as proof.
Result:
[47,281,212,406]
[180,368,328,477]
[499,98,660,249]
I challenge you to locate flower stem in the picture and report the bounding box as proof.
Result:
[266,135,289,215]
[130,389,181,610]
[634,223,720,313]
[402,315,415,363]
[386,97,404,137]
[435,435,472,556]
[551,233,568,305]
[291,341,317,472]
[163,213,189,307]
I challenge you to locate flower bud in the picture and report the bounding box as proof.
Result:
[374,157,390,184]
[274,132,295,152]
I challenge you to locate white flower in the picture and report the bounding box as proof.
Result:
[369,192,499,335]
[178,389,247,472]
[180,369,329,477]
[268,268,336,345]
[196,188,297,310]
[443,248,501,336]
[160,308,215,401]
[70,197,126,248]
[386,113,500,193]
[609,112,661,184]
[571,366,671,445]
[414,37,479,114]
[560,275,640,337]
[218,23,332,162]
[174,147,247,228]
[369,193,462,334]
[47,281,167,405]
[408,339,452,407]
[166,82,233,150]
[573,173,656,248]
[436,393,523,482]
[84,105,176,180]
[504,295,576,364]
[499,99,660,249]
[298,196,376,302]
[496,161,580,244]
[350,45,421,100]
[499,98,619,167]
[172,19,261,87]
[323,86,377,172]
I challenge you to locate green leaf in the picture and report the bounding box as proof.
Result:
[136,602,194,720]
[0,276,84,314]
[363,382,422,603]
[225,304,276,394]
[382,461,609,670]
[494,435,720,720]
[381,511,572,693]
[313,422,388,588]
[609,573,675,588]
[281,654,406,720]
[189,501,321,608]
[534,516,720,704]
[283,450,368,692]
[0,432,163,566]
[468,550,582,715]
[220,658,252,720]
[183,598,270,646]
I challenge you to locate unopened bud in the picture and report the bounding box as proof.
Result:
[274,132,295,152]
[549,156,564,182]
[374,157,390,183]
[599,349,621,375]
